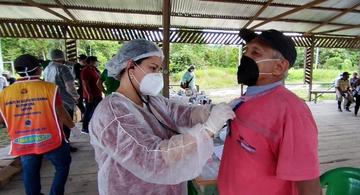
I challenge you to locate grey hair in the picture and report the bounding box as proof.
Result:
[272,50,285,60]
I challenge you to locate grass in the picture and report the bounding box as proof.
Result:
[171,67,346,87]
[171,67,349,101]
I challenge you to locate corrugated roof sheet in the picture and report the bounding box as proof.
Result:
[62,0,162,11]
[333,13,360,25]
[313,24,346,33]
[34,0,57,5]
[318,0,360,9]
[272,0,315,5]
[0,0,358,40]
[329,28,360,36]
[171,17,247,30]
[172,0,262,18]
[69,10,162,26]
[0,5,62,20]
[258,6,292,18]
[250,20,319,33]
[285,9,339,22]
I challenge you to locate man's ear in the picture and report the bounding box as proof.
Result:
[272,60,289,77]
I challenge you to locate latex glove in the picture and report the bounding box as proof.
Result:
[204,102,235,134]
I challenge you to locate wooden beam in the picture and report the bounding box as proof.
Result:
[22,0,72,22]
[162,0,171,98]
[54,0,77,22]
[315,24,360,35]
[250,0,327,30]
[243,0,273,28]
[307,1,360,33]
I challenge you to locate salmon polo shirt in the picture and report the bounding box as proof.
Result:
[218,84,320,195]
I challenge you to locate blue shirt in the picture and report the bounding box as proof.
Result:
[230,81,283,109]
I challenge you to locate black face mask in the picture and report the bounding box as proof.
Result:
[237,55,259,86]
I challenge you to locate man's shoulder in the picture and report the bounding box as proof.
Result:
[265,86,306,107]
[0,76,6,82]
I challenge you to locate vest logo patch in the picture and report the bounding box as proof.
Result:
[21,88,28,94]
[25,119,32,127]
[14,134,52,145]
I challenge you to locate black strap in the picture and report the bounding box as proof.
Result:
[187,76,193,83]
[228,101,244,137]
[145,97,180,135]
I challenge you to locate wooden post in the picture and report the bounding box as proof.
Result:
[162,0,171,98]
[65,39,77,62]
[305,36,315,101]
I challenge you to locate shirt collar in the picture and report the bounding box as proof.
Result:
[17,76,41,81]
[245,81,283,96]
[230,81,283,109]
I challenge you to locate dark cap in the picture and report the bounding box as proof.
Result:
[342,71,350,76]
[78,54,87,60]
[239,29,297,66]
[14,54,42,72]
[86,56,98,63]
[50,49,64,60]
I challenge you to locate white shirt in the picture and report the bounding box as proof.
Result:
[0,76,9,91]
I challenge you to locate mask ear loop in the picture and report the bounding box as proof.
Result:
[127,63,149,105]
[127,61,179,135]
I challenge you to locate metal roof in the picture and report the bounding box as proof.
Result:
[0,0,359,47]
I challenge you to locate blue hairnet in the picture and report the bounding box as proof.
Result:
[106,39,163,78]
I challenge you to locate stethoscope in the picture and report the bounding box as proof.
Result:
[127,66,180,135]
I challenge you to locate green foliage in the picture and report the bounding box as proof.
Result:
[1,38,359,81]
[293,47,305,69]
[325,57,344,70]
[1,38,63,61]
[287,68,343,83]
[172,68,354,90]
[169,43,239,73]
[78,40,121,70]
[171,67,237,89]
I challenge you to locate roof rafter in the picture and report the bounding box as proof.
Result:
[243,0,273,28]
[307,1,360,33]
[22,0,72,22]
[54,0,77,21]
[250,0,327,30]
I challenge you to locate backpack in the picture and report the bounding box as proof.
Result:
[180,76,193,89]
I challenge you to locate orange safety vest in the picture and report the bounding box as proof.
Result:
[0,79,63,156]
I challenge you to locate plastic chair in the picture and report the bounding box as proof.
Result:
[320,167,360,195]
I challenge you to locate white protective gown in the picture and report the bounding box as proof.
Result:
[89,92,214,195]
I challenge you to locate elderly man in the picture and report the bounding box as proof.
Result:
[218,29,321,195]
[335,71,352,112]
[44,49,80,152]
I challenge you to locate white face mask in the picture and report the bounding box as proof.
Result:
[132,65,164,96]
[139,73,164,96]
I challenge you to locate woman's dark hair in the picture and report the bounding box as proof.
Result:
[134,57,149,65]
[14,54,42,77]
[119,57,150,78]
